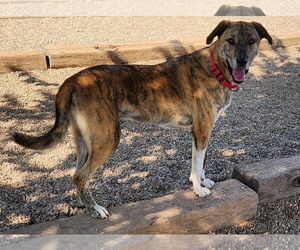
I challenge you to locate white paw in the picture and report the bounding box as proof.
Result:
[202,178,215,189]
[91,204,111,219]
[193,186,211,197]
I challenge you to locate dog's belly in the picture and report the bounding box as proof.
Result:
[159,114,193,128]
[120,110,192,128]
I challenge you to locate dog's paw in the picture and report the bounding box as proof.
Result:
[91,204,111,219]
[201,178,215,189]
[193,186,211,197]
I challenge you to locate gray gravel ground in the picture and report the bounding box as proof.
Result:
[0,17,299,52]
[0,17,299,233]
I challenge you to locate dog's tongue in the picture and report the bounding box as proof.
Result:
[232,68,245,82]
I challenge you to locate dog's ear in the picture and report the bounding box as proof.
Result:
[251,22,272,44]
[206,20,231,44]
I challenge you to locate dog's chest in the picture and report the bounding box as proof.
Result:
[214,94,231,122]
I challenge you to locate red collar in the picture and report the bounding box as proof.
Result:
[209,52,238,90]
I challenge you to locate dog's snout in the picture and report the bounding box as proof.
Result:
[236,56,248,67]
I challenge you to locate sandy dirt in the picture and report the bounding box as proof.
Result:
[0,17,299,52]
[0,0,299,16]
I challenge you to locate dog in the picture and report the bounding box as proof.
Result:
[12,21,272,219]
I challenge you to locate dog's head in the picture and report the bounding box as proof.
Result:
[206,20,272,84]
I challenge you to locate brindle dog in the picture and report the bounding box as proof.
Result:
[12,21,272,218]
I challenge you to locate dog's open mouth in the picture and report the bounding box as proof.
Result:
[226,60,249,84]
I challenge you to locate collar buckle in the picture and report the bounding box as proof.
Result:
[230,86,239,92]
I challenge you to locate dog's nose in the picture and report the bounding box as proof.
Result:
[236,56,248,67]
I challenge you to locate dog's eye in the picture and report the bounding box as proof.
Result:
[249,39,256,45]
[227,38,235,45]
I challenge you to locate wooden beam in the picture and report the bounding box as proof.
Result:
[0,50,47,73]
[45,33,300,70]
[44,32,300,70]
[124,179,258,234]
[1,32,299,74]
[6,179,258,234]
[259,32,300,50]
[45,38,205,69]
[232,155,300,204]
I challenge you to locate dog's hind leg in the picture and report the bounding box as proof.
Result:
[72,110,121,219]
[70,124,88,208]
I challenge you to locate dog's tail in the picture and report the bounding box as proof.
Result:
[12,82,73,150]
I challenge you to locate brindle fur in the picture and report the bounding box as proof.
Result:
[12,21,272,218]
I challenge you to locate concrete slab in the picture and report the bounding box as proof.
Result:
[1,235,300,250]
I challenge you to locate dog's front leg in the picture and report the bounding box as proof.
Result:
[189,119,215,197]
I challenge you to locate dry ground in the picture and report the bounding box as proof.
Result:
[1,17,299,52]
[0,0,299,16]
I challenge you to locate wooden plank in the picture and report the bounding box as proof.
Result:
[6,179,258,234]
[45,32,300,69]
[45,38,206,69]
[232,155,300,204]
[1,33,299,73]
[260,32,300,50]
[124,179,258,234]
[0,50,47,73]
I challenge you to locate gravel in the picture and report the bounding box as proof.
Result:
[0,17,299,52]
[0,17,299,233]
